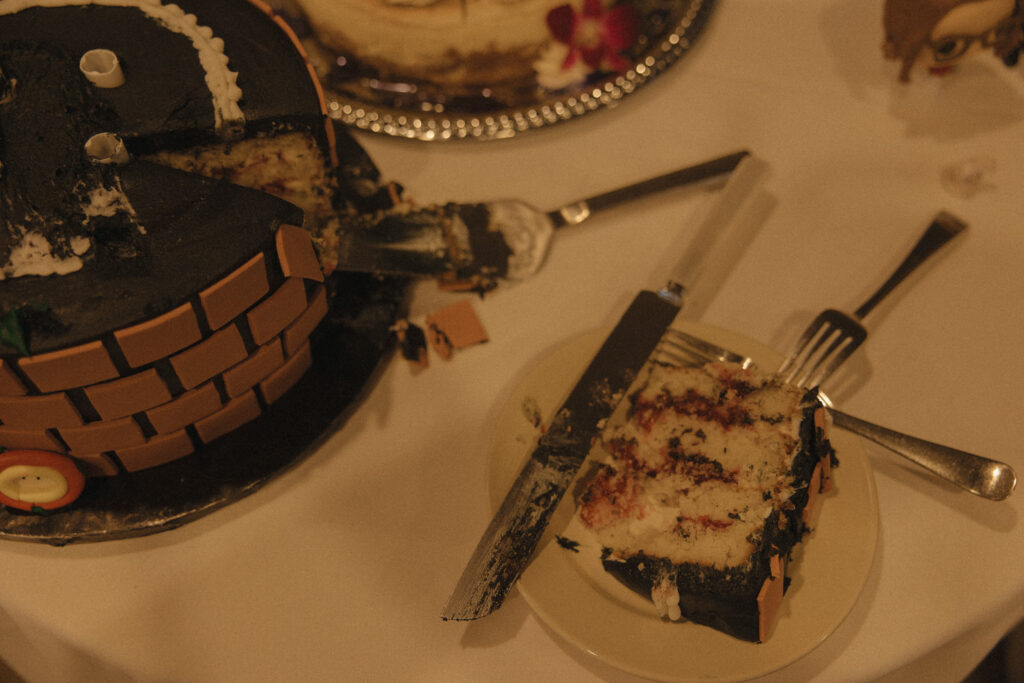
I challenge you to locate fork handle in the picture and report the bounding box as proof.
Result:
[853,211,966,319]
[546,150,750,227]
[830,409,1016,501]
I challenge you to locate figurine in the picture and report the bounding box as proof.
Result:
[883,0,1023,81]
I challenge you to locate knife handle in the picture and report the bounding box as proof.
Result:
[663,154,767,304]
[547,151,751,228]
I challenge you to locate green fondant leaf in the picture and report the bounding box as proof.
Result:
[0,309,29,356]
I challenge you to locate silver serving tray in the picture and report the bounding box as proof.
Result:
[276,0,716,141]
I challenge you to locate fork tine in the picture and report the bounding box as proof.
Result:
[776,315,826,378]
[779,308,872,387]
[805,336,862,387]
[792,333,862,388]
[661,329,752,366]
[777,315,835,383]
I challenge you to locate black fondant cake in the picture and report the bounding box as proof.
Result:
[0,0,403,537]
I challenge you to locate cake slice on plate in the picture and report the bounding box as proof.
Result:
[577,360,836,642]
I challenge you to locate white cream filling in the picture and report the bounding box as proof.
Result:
[1,231,85,279]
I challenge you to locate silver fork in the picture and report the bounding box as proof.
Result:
[657,328,1017,501]
[777,211,967,388]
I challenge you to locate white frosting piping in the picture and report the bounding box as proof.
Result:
[0,0,244,137]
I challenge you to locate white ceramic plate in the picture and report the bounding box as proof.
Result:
[487,320,879,682]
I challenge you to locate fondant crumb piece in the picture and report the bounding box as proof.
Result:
[425,299,488,360]
[941,156,996,198]
[393,320,428,369]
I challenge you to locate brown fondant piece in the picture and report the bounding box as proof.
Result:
[276,224,324,282]
[222,338,285,398]
[0,426,63,451]
[260,340,312,404]
[115,302,203,368]
[145,382,223,434]
[84,369,173,421]
[282,285,328,356]
[821,450,834,494]
[425,299,489,359]
[17,341,119,393]
[69,452,121,477]
[117,430,194,472]
[756,554,787,642]
[193,390,261,443]
[199,253,271,330]
[814,407,835,493]
[803,462,825,529]
[246,277,308,345]
[169,325,248,390]
[0,360,26,396]
[59,416,146,454]
[0,393,83,429]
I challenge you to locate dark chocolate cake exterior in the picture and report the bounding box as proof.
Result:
[0,0,402,527]
[577,361,836,642]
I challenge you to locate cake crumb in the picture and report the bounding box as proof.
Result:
[521,396,543,429]
[392,319,428,369]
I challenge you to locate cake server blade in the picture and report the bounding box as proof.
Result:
[330,151,750,283]
[441,153,767,621]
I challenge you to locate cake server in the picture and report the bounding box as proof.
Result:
[332,150,750,284]
[441,153,767,621]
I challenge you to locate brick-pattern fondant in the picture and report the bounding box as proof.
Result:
[194,391,261,444]
[0,361,26,396]
[276,224,325,282]
[0,426,63,451]
[60,417,146,455]
[117,430,194,472]
[69,452,121,478]
[247,277,307,345]
[85,369,173,421]
[18,341,120,393]
[283,285,328,356]
[115,302,202,368]
[0,393,82,429]
[146,382,223,435]
[170,325,248,390]
[261,341,312,404]
[0,225,326,474]
[222,338,285,398]
[199,253,270,330]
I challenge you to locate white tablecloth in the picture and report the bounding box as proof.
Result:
[2,1,1023,681]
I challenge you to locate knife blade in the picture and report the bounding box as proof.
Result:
[327,151,751,283]
[441,152,768,621]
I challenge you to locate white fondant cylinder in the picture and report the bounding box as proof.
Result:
[79,49,125,88]
[84,133,130,165]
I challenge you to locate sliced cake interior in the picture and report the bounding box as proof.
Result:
[577,360,836,642]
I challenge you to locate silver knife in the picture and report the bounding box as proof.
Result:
[441,153,768,620]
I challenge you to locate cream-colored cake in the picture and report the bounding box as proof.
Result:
[295,0,639,90]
